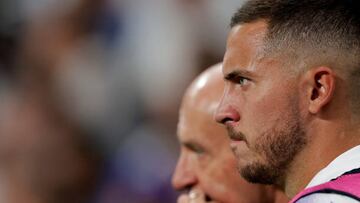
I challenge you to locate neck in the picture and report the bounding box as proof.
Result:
[283,120,360,198]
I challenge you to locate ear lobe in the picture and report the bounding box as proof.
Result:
[308,67,336,114]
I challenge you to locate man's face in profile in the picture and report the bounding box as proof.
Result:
[172,68,274,203]
[215,21,307,186]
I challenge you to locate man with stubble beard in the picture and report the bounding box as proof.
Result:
[172,64,288,203]
[215,0,360,202]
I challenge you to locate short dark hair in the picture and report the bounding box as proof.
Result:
[231,0,360,29]
[231,0,360,56]
[231,0,360,115]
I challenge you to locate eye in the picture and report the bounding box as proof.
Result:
[224,72,252,87]
[191,145,205,155]
[184,143,205,155]
[236,76,249,86]
[232,76,250,86]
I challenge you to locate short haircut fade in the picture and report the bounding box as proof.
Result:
[230,0,360,115]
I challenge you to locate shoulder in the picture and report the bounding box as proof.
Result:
[296,193,360,203]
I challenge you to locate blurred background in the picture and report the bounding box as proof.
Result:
[0,0,245,202]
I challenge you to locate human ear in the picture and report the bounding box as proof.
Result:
[304,67,336,114]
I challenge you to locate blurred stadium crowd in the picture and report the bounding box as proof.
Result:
[0,0,244,202]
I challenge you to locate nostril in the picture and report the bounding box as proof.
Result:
[205,194,213,202]
[215,110,240,124]
[215,112,228,124]
[221,117,233,124]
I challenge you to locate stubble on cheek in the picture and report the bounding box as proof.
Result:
[240,108,307,185]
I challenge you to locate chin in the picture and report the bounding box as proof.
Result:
[238,162,280,185]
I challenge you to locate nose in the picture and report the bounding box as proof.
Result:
[214,96,240,125]
[172,152,197,191]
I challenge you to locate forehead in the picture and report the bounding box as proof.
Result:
[178,105,228,148]
[224,21,268,74]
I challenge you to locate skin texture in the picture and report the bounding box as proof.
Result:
[215,21,307,187]
[215,20,360,198]
[172,64,289,203]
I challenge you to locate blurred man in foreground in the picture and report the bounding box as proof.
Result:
[172,64,288,203]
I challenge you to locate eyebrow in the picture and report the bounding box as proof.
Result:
[224,69,254,81]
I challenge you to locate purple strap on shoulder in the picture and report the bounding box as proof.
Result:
[290,173,360,203]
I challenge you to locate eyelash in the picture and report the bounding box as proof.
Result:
[234,76,250,86]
